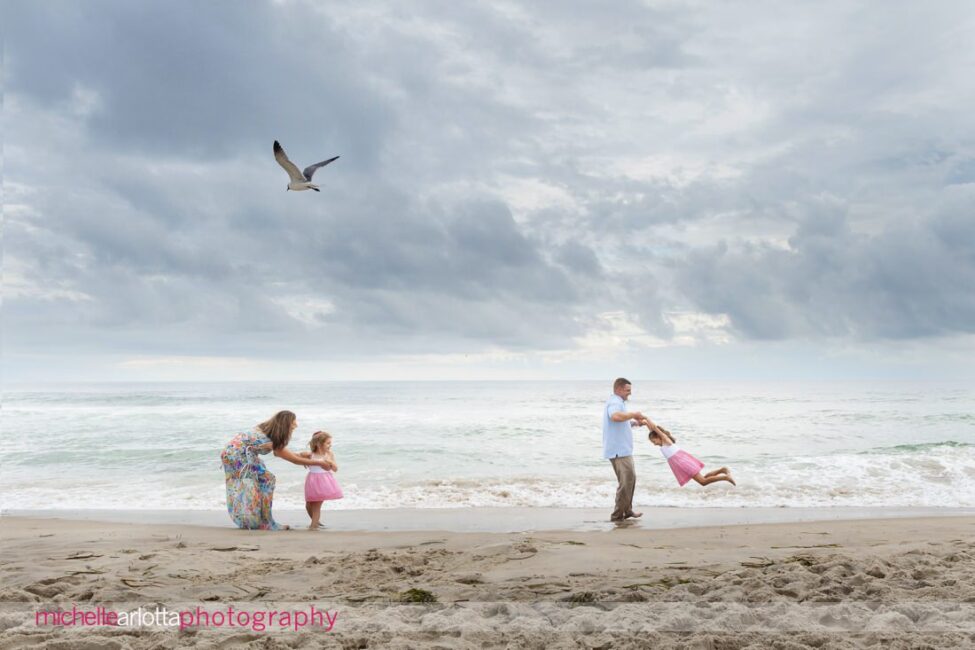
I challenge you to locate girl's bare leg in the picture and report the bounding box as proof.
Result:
[308,501,323,529]
[704,467,729,478]
[691,473,735,487]
[305,502,313,519]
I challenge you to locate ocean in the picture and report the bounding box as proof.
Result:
[3,381,974,513]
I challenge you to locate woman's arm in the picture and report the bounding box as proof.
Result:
[273,447,329,468]
[297,451,312,459]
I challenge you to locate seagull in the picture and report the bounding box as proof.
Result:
[273,140,339,192]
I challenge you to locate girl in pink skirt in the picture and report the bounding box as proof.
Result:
[299,431,344,529]
[648,425,735,487]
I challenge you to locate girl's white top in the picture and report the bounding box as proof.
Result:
[308,452,326,474]
[660,444,681,460]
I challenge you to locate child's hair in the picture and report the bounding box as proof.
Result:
[309,430,332,454]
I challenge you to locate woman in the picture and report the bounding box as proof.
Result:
[220,410,329,530]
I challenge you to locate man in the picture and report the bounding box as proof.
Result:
[602,377,649,522]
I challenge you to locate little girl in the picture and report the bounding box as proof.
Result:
[648,425,735,487]
[299,430,343,529]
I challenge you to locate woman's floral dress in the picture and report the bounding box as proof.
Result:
[221,431,284,530]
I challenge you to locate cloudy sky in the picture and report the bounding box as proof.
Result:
[4,0,974,382]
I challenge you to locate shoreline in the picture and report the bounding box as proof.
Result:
[3,505,973,532]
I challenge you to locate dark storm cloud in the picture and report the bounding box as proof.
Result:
[3,1,387,163]
[6,179,589,356]
[554,241,603,278]
[673,194,975,340]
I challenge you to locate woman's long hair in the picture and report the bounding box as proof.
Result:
[257,410,296,450]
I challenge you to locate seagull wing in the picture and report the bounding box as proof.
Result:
[303,155,340,181]
[273,141,305,182]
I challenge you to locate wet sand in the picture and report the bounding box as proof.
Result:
[6,505,972,531]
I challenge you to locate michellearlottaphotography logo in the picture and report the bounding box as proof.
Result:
[34,605,338,632]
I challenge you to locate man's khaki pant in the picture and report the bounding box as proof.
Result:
[609,455,636,521]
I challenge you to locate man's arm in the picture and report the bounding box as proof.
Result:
[610,410,644,423]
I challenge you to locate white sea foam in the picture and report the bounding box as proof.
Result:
[7,445,970,511]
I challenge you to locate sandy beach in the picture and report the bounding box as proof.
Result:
[1,513,973,649]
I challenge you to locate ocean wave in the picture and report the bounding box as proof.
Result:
[860,440,974,454]
[4,391,277,407]
[4,446,974,511]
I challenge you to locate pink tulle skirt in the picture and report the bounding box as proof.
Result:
[667,450,705,486]
[305,471,343,502]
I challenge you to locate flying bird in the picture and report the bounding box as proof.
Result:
[273,140,339,192]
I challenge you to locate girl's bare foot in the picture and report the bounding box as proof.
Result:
[726,472,736,486]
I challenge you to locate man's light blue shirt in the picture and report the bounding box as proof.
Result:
[602,394,633,459]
